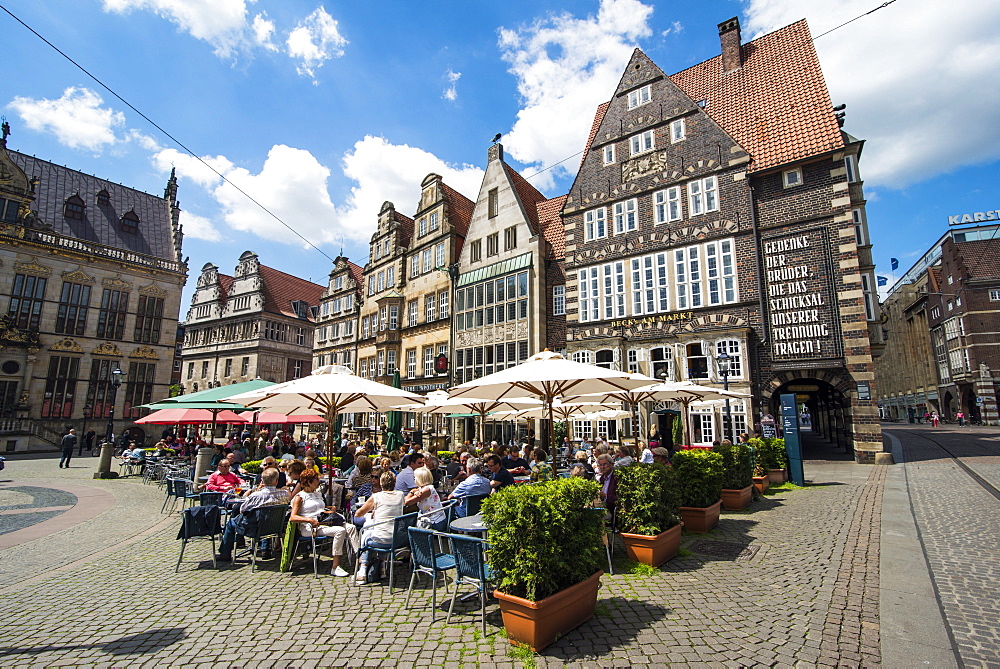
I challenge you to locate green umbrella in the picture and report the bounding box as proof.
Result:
[140,379,276,445]
[384,371,404,453]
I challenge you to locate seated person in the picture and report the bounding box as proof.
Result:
[613,445,634,468]
[303,457,321,474]
[289,469,358,577]
[216,467,292,562]
[424,454,443,489]
[500,449,529,475]
[405,466,447,531]
[345,455,373,499]
[447,453,471,484]
[574,450,595,478]
[354,471,406,582]
[595,454,618,509]
[529,448,554,482]
[570,464,589,478]
[203,459,241,492]
[486,454,515,489]
[285,460,307,497]
[447,458,492,517]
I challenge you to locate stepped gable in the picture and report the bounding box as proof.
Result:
[503,163,547,235]
[440,182,475,237]
[258,265,324,320]
[8,149,177,261]
[536,195,568,259]
[670,19,843,172]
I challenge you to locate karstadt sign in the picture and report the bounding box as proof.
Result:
[949,210,1000,225]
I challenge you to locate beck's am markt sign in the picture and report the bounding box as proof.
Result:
[762,228,840,361]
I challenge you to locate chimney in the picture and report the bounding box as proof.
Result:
[718,17,742,73]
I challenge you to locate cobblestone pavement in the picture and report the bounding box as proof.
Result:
[0,450,883,668]
[884,424,1000,669]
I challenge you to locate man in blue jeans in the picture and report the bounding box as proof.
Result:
[216,467,290,561]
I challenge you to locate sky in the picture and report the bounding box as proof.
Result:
[3,0,1000,313]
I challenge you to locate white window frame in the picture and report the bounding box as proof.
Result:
[408,300,418,327]
[852,208,868,246]
[407,349,417,378]
[418,217,428,237]
[424,347,434,377]
[603,144,616,165]
[613,199,638,234]
[410,255,420,278]
[783,168,802,188]
[990,289,1000,301]
[704,239,735,306]
[425,294,437,322]
[435,242,446,269]
[654,187,682,224]
[860,274,877,321]
[439,291,449,319]
[715,339,743,380]
[578,267,600,323]
[429,212,439,231]
[553,285,566,316]
[688,176,718,216]
[584,207,607,241]
[627,85,651,109]
[670,118,685,143]
[690,407,715,445]
[629,130,655,156]
[845,155,859,183]
[601,261,627,319]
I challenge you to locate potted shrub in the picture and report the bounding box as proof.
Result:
[614,463,683,567]
[715,442,754,511]
[671,449,724,533]
[755,437,788,484]
[482,477,604,651]
[752,461,770,494]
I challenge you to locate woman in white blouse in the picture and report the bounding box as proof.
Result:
[288,469,358,577]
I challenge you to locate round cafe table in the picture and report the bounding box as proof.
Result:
[450,513,488,536]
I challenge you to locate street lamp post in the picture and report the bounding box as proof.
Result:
[81,404,93,455]
[104,365,125,447]
[716,351,732,442]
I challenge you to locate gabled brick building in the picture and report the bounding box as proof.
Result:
[561,18,882,461]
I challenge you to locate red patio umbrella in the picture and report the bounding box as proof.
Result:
[135,407,249,424]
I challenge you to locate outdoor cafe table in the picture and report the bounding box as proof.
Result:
[450,513,488,536]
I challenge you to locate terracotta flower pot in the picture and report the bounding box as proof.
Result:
[495,570,603,652]
[721,485,753,511]
[678,500,721,533]
[752,475,770,494]
[621,523,683,567]
[767,468,787,485]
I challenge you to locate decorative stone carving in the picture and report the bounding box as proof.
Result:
[92,342,123,357]
[13,259,51,276]
[138,283,167,297]
[102,274,133,291]
[622,152,669,182]
[61,268,96,284]
[50,338,84,353]
[129,345,159,360]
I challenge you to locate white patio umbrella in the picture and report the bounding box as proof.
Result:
[568,380,750,447]
[392,390,542,446]
[449,350,657,472]
[225,365,424,493]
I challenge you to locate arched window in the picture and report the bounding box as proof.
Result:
[715,340,743,380]
[595,349,615,369]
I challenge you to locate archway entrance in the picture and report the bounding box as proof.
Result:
[768,378,851,458]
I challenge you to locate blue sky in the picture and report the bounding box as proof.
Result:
[3,0,999,311]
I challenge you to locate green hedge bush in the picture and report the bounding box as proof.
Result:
[753,437,789,470]
[482,477,603,602]
[437,450,456,462]
[671,449,724,508]
[615,463,680,535]
[714,442,754,489]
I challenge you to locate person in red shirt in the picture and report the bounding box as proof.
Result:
[203,460,242,492]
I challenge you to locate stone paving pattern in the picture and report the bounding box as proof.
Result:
[0,450,886,668]
[886,425,1000,669]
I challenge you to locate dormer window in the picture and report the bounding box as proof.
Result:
[290,300,309,319]
[96,189,111,206]
[121,209,140,231]
[64,194,85,220]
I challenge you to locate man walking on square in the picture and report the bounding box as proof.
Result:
[60,429,77,468]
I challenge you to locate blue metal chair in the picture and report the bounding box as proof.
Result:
[294,523,331,579]
[176,504,221,572]
[245,504,290,573]
[163,478,200,513]
[198,492,224,507]
[354,512,418,590]
[446,533,492,636]
[405,527,456,614]
[464,493,489,517]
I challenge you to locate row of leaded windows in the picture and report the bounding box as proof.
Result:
[584,176,718,241]
[455,271,529,331]
[575,340,743,382]
[41,356,158,420]
[454,340,529,383]
[578,240,735,322]
[410,242,447,278]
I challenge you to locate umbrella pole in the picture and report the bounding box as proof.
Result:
[630,402,639,449]
[547,397,557,476]
[210,409,220,446]
[325,406,337,506]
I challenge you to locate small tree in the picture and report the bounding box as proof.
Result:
[615,463,680,535]
[714,441,754,489]
[671,449,724,508]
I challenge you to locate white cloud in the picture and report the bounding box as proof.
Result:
[252,12,278,52]
[443,69,462,101]
[662,20,683,37]
[286,7,349,81]
[179,210,222,242]
[337,136,484,240]
[7,87,126,151]
[151,147,233,189]
[745,0,1000,188]
[498,0,654,189]
[102,0,251,58]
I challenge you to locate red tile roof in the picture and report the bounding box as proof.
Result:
[953,238,1000,279]
[258,264,325,320]
[217,274,233,301]
[347,260,364,290]
[536,195,568,259]
[504,163,547,235]
[392,209,414,247]
[580,102,610,169]
[670,19,843,172]
[440,182,475,238]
